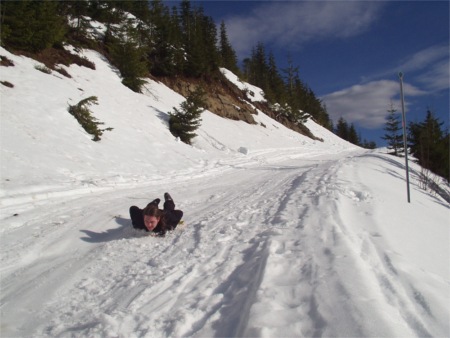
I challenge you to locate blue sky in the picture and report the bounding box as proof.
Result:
[166,1,449,145]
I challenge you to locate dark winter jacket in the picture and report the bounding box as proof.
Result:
[129,200,183,236]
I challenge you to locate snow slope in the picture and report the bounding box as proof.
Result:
[1,46,449,337]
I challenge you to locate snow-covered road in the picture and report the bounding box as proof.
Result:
[1,46,448,338]
[1,150,448,337]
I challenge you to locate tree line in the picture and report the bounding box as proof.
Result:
[241,44,332,130]
[334,117,376,149]
[382,105,449,182]
[1,0,230,87]
[1,0,332,130]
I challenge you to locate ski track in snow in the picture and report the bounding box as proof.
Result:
[1,151,446,337]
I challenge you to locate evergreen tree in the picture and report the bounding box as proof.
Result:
[266,52,285,104]
[382,103,403,156]
[118,0,151,21]
[242,43,269,90]
[168,6,185,74]
[169,88,206,144]
[1,0,66,52]
[336,117,349,141]
[219,21,239,75]
[108,21,148,92]
[241,57,253,83]
[200,13,219,74]
[147,0,182,76]
[242,46,331,129]
[409,109,449,181]
[180,0,202,76]
[89,1,124,25]
[361,139,377,149]
[58,1,90,39]
[179,1,219,77]
[348,123,360,145]
[282,54,300,98]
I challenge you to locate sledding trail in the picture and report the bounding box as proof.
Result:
[1,150,448,337]
[0,151,335,337]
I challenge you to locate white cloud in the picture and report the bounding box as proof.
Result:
[225,1,385,56]
[321,45,448,129]
[416,58,449,92]
[399,45,449,74]
[366,44,450,93]
[321,80,426,129]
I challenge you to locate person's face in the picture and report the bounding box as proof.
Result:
[144,215,160,231]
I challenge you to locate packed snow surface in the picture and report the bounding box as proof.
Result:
[1,47,449,337]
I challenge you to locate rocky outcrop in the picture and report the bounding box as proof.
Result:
[157,73,321,141]
[157,75,258,124]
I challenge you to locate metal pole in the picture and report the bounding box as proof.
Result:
[398,72,411,203]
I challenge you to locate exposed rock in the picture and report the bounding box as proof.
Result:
[158,75,257,124]
[157,73,322,141]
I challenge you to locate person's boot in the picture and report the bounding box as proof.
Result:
[164,192,172,201]
[149,198,160,207]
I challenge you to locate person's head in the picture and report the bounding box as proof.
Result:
[143,204,163,231]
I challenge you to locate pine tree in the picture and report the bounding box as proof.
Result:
[119,0,151,21]
[179,1,219,77]
[180,0,202,77]
[219,21,239,75]
[382,103,403,156]
[252,43,269,89]
[336,117,349,141]
[361,139,377,149]
[169,88,206,144]
[266,52,285,104]
[348,123,360,145]
[282,54,300,98]
[409,109,449,181]
[108,21,148,92]
[147,0,182,76]
[200,13,219,74]
[58,1,89,39]
[1,0,66,52]
[241,43,331,129]
[92,0,124,24]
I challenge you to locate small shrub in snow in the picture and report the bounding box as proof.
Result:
[54,66,71,78]
[35,64,52,74]
[68,96,113,141]
[169,88,206,145]
[418,167,450,203]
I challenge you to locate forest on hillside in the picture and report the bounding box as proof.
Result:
[0,0,331,130]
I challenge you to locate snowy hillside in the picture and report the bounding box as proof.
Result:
[1,46,449,337]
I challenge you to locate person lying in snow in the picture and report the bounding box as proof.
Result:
[129,193,183,236]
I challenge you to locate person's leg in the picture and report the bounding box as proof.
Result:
[163,192,175,211]
[173,210,183,223]
[163,199,175,211]
[129,206,145,230]
[163,193,183,230]
[165,210,183,230]
[146,198,160,208]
